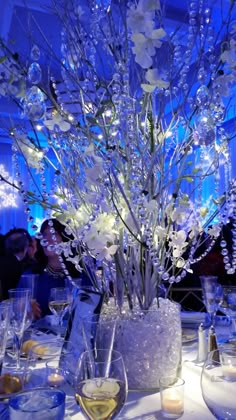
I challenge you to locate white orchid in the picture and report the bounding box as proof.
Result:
[141,68,169,92]
[127,3,155,35]
[131,28,166,69]
[44,111,71,132]
[169,230,188,258]
[208,224,221,238]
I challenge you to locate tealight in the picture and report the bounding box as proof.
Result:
[222,365,236,380]
[47,371,65,387]
[162,397,184,415]
[160,377,185,418]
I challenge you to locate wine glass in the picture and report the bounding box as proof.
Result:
[48,287,72,336]
[201,348,236,419]
[74,348,128,420]
[219,286,236,338]
[8,289,31,369]
[200,276,223,327]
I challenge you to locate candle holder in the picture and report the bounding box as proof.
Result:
[46,361,65,388]
[220,347,236,381]
[159,376,185,419]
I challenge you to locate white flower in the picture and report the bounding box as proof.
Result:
[141,68,169,91]
[44,111,71,132]
[208,224,221,238]
[95,245,118,261]
[169,207,188,225]
[127,3,154,35]
[156,226,168,240]
[169,230,188,257]
[132,29,166,69]
[14,138,44,170]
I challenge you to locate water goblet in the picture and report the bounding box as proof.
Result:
[201,348,236,419]
[48,287,72,337]
[74,348,128,420]
[8,289,31,369]
[200,276,223,327]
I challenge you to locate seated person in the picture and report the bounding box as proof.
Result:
[0,228,30,300]
[19,218,94,317]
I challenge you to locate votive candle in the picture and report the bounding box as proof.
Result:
[47,372,65,387]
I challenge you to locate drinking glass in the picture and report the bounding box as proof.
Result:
[48,287,72,335]
[8,388,66,419]
[74,349,128,420]
[19,274,39,299]
[200,276,223,327]
[0,301,10,372]
[219,286,236,338]
[8,289,31,369]
[201,349,236,419]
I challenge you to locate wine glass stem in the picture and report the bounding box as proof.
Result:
[14,334,22,368]
[210,312,216,327]
[56,314,63,338]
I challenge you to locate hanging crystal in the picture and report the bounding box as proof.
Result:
[196,85,209,106]
[30,44,40,61]
[23,86,46,120]
[27,62,42,84]
[194,109,215,145]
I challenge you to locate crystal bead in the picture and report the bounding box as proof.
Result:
[221,249,228,256]
[27,62,42,84]
[227,268,235,274]
[196,85,209,104]
[23,86,46,120]
[220,240,227,248]
[162,272,170,281]
[225,263,232,270]
[30,44,40,61]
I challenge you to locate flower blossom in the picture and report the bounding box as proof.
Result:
[208,224,221,238]
[169,230,188,258]
[44,111,71,132]
[127,0,157,35]
[141,68,169,92]
[132,28,166,69]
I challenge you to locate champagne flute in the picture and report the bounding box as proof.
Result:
[200,276,223,327]
[74,348,128,420]
[8,289,30,369]
[48,287,72,335]
[0,302,10,373]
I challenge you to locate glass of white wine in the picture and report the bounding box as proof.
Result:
[48,287,72,336]
[74,348,128,420]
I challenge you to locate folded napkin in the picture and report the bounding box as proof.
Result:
[181,311,206,325]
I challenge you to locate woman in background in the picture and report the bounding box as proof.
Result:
[19,218,93,317]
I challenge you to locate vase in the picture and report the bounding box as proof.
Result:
[99,298,182,391]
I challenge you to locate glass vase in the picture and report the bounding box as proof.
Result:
[100,298,182,391]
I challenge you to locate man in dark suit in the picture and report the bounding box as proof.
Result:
[0,229,30,300]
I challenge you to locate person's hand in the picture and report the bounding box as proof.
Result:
[31,299,42,319]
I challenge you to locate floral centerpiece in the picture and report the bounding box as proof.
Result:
[0,0,236,389]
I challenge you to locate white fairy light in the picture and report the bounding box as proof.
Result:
[0,164,18,209]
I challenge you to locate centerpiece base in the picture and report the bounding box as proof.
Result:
[100,298,182,391]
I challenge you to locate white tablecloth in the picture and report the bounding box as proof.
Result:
[68,341,214,419]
